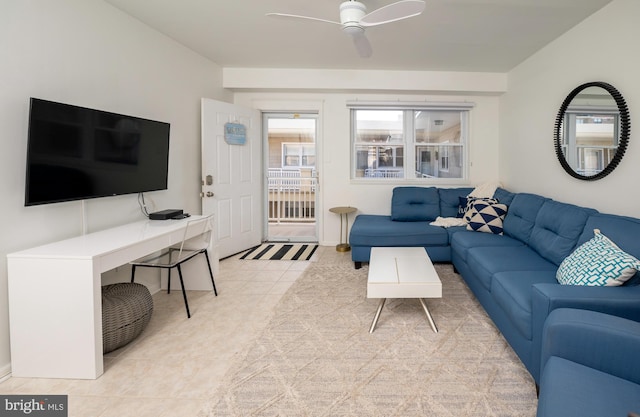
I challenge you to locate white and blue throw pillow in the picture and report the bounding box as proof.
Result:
[556,229,640,286]
[465,201,508,235]
[461,197,499,221]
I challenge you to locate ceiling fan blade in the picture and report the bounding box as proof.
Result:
[266,13,342,26]
[359,0,425,27]
[349,30,373,58]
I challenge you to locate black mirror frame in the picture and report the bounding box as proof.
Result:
[554,81,631,181]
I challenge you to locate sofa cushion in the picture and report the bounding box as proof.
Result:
[502,193,548,244]
[466,246,557,291]
[557,229,640,287]
[491,271,558,340]
[450,230,524,262]
[438,187,474,218]
[537,356,640,417]
[493,187,516,206]
[466,201,508,235]
[349,215,448,247]
[391,187,440,221]
[529,200,597,266]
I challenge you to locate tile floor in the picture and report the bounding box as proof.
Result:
[0,245,346,417]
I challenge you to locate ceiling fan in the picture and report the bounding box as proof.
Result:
[266,0,426,58]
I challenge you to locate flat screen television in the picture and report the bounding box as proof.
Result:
[25,98,170,206]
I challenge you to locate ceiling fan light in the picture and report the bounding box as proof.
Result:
[343,25,364,36]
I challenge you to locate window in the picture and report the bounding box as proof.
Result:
[350,103,472,181]
[353,110,404,178]
[282,143,315,169]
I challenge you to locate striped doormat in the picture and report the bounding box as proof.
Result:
[240,243,318,261]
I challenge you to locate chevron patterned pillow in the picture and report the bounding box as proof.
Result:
[465,201,508,235]
[556,229,640,286]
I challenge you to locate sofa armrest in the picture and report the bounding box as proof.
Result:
[541,308,640,385]
[529,283,640,383]
[532,283,640,320]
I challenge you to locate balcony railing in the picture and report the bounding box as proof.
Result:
[363,168,403,178]
[268,169,316,223]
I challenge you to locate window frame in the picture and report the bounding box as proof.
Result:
[348,101,474,183]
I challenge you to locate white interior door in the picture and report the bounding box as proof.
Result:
[201,98,262,259]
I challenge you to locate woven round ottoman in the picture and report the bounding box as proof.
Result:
[102,283,153,354]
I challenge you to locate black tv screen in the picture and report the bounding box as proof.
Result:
[25,98,170,206]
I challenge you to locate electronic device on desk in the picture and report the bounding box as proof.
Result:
[149,209,186,220]
[24,98,170,207]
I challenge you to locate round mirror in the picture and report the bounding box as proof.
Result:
[554,81,630,180]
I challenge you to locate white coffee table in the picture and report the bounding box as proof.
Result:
[367,247,442,333]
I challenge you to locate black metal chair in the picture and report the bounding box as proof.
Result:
[130,215,217,318]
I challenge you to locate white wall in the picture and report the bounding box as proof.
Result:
[501,0,640,217]
[234,91,502,247]
[0,0,229,378]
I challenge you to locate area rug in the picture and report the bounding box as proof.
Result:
[240,243,318,261]
[200,261,538,416]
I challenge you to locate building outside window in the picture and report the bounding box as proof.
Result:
[350,103,472,181]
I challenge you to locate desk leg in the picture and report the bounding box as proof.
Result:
[369,298,386,333]
[8,258,103,379]
[419,298,438,333]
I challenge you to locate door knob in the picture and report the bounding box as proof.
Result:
[206,191,214,197]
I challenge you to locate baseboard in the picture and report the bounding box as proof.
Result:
[0,363,11,383]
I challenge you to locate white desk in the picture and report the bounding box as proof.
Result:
[7,216,205,379]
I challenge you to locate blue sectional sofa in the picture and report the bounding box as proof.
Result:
[537,309,640,417]
[349,186,640,384]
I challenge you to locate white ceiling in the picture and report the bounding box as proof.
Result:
[104,0,612,73]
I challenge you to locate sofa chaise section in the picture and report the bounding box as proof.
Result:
[350,186,474,267]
